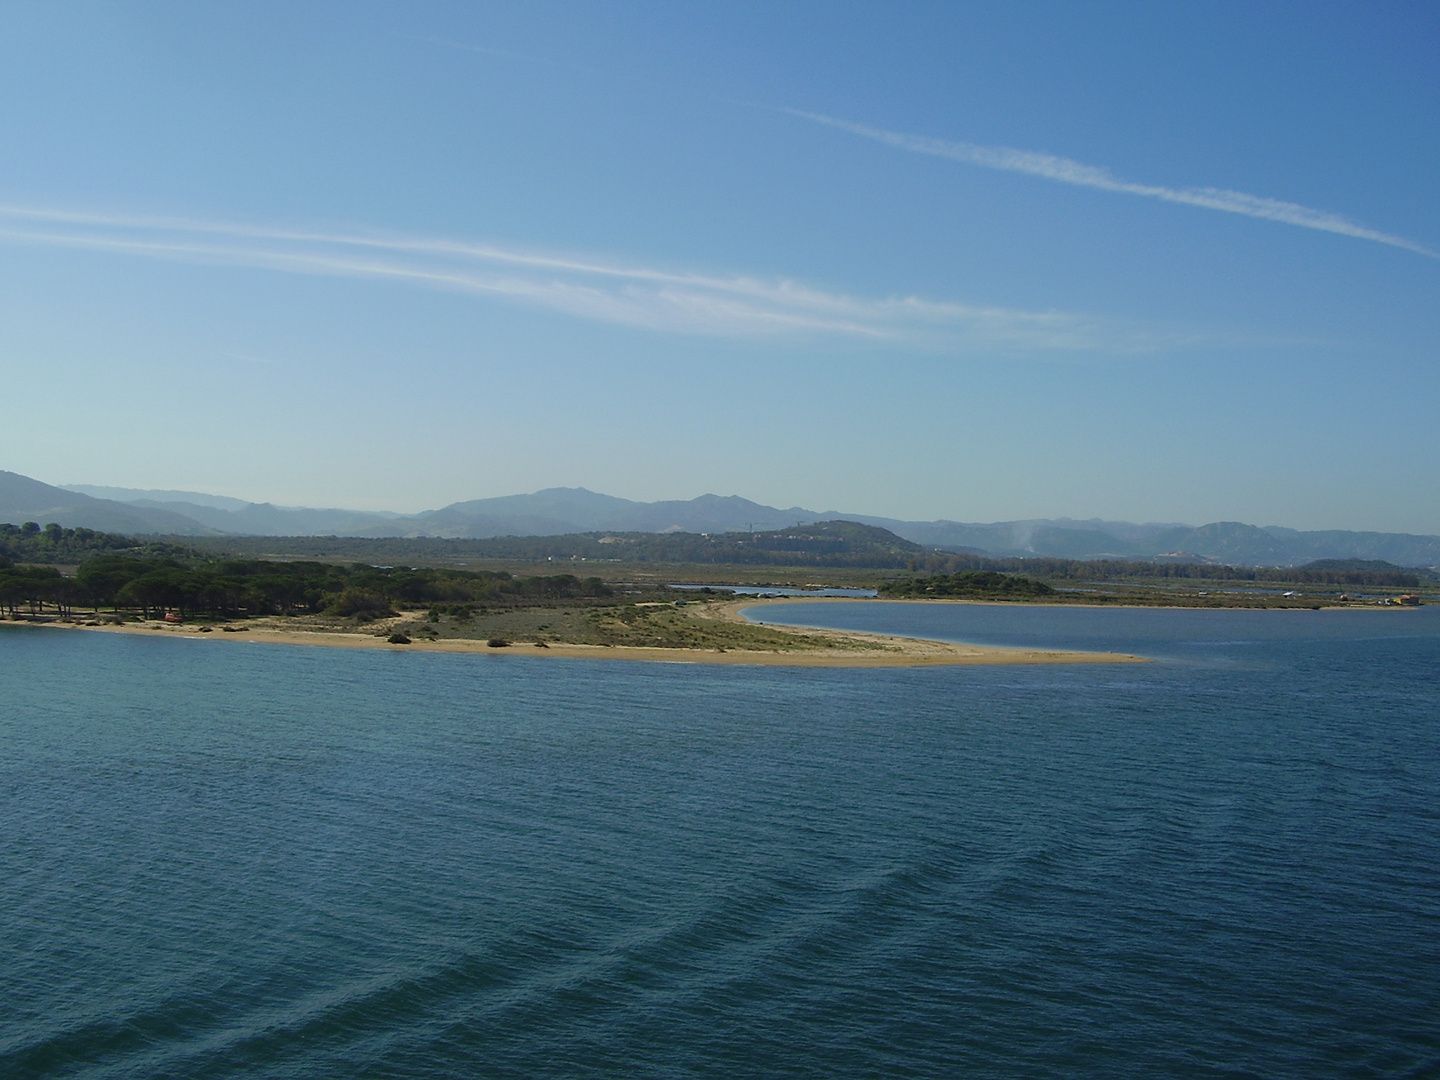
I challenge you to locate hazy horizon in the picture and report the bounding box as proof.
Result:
[23,474,1427,538]
[56,477,1199,528]
[2,4,1436,532]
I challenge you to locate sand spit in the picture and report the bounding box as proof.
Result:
[33,600,1146,668]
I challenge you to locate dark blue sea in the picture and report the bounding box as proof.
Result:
[2,604,1438,1079]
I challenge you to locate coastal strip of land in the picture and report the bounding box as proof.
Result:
[34,598,1147,667]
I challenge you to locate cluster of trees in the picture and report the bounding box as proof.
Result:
[0,554,611,620]
[1266,560,1427,587]
[0,521,183,563]
[0,561,68,616]
[881,571,1055,598]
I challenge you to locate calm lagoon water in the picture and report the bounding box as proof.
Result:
[2,606,1438,1079]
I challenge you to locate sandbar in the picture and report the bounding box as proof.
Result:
[32,600,1147,667]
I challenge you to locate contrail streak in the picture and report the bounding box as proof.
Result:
[0,204,1157,350]
[786,110,1435,258]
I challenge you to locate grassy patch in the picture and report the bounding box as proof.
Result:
[354,601,876,652]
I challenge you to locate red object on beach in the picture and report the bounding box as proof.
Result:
[163,613,182,623]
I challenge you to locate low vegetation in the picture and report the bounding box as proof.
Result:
[174,520,927,568]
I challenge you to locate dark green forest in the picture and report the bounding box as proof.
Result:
[0,549,610,619]
[891,553,1427,587]
[880,571,1055,599]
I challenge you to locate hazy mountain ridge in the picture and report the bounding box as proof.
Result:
[405,491,823,538]
[62,484,256,513]
[61,484,402,534]
[1,472,223,536]
[4,472,1438,568]
[139,500,402,537]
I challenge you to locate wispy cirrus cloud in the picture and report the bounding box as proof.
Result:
[786,110,1436,259]
[0,204,1166,352]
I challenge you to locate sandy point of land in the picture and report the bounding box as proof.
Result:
[694,593,1146,668]
[29,597,1146,667]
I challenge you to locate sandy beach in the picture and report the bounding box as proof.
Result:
[34,598,1147,668]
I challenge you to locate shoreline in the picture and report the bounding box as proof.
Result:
[729,594,1416,613]
[6,592,1415,668]
[17,605,1148,668]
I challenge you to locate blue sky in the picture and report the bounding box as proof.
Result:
[1,1,1436,531]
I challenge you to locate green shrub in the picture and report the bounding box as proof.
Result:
[327,589,397,620]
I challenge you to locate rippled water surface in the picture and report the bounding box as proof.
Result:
[3,607,1438,1078]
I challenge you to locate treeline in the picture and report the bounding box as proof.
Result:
[173,530,1430,583]
[174,521,926,568]
[0,521,187,563]
[898,553,1425,587]
[880,571,1054,599]
[0,555,611,619]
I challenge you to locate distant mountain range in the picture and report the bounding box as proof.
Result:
[61,483,404,536]
[2,470,1437,568]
